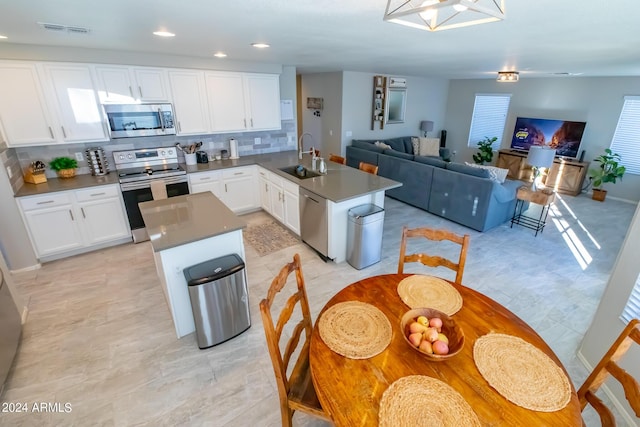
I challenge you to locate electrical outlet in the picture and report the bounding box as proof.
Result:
[329,130,333,136]
[254,137,261,144]
[75,152,84,161]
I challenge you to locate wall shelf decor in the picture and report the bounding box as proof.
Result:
[372,75,386,130]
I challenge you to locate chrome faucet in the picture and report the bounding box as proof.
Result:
[298,132,316,160]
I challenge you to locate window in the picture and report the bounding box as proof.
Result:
[610,96,640,175]
[620,272,640,324]
[467,94,511,150]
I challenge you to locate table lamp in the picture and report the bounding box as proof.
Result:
[420,121,434,137]
[527,146,556,191]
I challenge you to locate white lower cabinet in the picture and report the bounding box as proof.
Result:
[255,167,300,236]
[189,166,258,213]
[257,167,270,212]
[282,180,300,235]
[18,184,131,259]
[268,175,285,223]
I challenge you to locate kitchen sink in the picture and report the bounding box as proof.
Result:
[279,165,322,180]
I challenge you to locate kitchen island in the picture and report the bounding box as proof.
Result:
[139,192,247,338]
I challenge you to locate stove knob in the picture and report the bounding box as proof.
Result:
[127,154,133,159]
[168,149,173,155]
[118,154,125,160]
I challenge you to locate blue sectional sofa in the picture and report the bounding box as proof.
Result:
[346,137,522,232]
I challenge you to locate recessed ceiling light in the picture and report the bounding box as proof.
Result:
[251,43,270,48]
[0,35,7,39]
[153,31,175,37]
[214,52,227,58]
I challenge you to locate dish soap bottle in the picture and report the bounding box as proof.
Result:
[318,157,327,174]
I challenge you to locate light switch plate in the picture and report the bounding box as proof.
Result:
[75,152,84,161]
[254,137,261,144]
[346,130,352,137]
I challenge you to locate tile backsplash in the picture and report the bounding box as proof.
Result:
[6,120,297,186]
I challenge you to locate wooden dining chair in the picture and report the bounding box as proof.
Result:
[397,226,470,284]
[577,318,640,426]
[359,161,379,175]
[329,153,346,165]
[259,253,331,427]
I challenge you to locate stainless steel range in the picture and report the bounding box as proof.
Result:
[114,147,189,243]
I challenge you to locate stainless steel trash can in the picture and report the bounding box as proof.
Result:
[347,204,385,269]
[183,254,250,349]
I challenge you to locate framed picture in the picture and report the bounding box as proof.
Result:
[307,97,323,110]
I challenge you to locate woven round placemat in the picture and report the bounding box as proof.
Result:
[397,275,463,315]
[318,301,392,359]
[379,375,481,427]
[473,333,571,412]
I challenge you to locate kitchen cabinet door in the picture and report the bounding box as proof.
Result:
[258,173,271,213]
[40,64,107,142]
[75,187,130,245]
[168,70,210,135]
[20,195,84,257]
[222,167,258,213]
[0,62,57,146]
[244,73,281,131]
[205,72,247,132]
[94,65,137,103]
[132,67,170,102]
[268,178,285,223]
[283,181,300,235]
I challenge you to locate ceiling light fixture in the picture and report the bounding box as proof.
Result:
[384,0,505,32]
[251,43,270,48]
[497,71,519,82]
[214,52,227,58]
[0,35,7,39]
[153,31,175,37]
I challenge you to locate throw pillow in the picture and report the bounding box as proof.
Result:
[465,163,509,184]
[411,137,420,155]
[418,137,440,157]
[374,141,392,150]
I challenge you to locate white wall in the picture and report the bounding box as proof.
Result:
[580,202,640,423]
[299,72,343,157]
[444,77,640,202]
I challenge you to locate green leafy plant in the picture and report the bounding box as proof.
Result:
[49,156,78,171]
[472,136,497,165]
[589,148,625,189]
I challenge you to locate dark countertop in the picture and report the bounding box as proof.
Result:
[139,192,246,252]
[14,150,402,203]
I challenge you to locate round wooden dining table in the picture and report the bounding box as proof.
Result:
[309,274,583,426]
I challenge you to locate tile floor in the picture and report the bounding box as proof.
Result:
[2,194,637,426]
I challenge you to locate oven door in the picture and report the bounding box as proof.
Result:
[120,176,189,242]
[104,104,176,138]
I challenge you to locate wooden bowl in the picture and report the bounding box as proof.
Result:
[401,308,464,361]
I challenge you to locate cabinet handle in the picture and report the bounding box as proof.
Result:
[48,127,54,139]
[225,183,228,192]
[178,121,182,132]
[243,118,246,128]
[250,118,253,127]
[234,172,243,176]
[81,207,86,218]
[139,86,143,98]
[200,177,211,181]
[37,200,54,205]
[265,183,268,191]
[128,86,134,98]
[90,192,106,197]
[61,127,67,138]
[69,210,74,221]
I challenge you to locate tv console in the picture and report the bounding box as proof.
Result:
[496,149,589,196]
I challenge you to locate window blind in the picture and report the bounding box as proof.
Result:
[620,272,640,324]
[610,96,640,175]
[467,94,511,150]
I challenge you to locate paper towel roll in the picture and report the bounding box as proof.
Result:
[229,138,239,159]
[150,180,168,200]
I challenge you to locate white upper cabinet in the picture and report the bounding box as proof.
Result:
[39,64,107,142]
[206,71,281,133]
[168,70,211,135]
[95,65,169,103]
[0,62,57,146]
[244,73,281,131]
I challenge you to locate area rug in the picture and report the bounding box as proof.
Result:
[243,220,300,257]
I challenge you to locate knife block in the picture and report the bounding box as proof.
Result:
[24,164,48,184]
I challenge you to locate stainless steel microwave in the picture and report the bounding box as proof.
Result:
[103,103,176,138]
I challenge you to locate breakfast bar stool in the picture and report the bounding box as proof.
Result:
[329,154,346,165]
[259,254,331,427]
[359,161,379,175]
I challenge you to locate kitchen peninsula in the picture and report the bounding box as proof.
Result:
[140,191,247,338]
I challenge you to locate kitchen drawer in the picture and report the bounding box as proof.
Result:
[222,166,253,179]
[257,166,269,179]
[282,179,298,195]
[190,170,221,184]
[269,172,283,188]
[19,192,73,210]
[75,185,119,202]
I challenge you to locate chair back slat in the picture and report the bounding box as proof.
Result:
[359,161,379,175]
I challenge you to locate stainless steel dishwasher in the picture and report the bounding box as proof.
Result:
[299,187,329,259]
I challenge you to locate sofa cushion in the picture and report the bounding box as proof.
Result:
[417,137,441,157]
[465,162,509,184]
[384,149,414,161]
[415,155,447,168]
[352,140,385,153]
[446,162,491,178]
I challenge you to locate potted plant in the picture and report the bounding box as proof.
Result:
[472,136,497,165]
[49,156,78,179]
[588,148,625,201]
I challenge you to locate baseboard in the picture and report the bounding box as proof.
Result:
[21,306,28,324]
[586,191,638,205]
[576,349,638,426]
[10,263,41,274]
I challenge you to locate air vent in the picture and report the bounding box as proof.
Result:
[38,22,91,34]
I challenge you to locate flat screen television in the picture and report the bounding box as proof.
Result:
[510,117,586,159]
